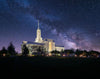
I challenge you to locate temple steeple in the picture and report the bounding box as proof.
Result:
[35,20,43,43]
[38,20,39,29]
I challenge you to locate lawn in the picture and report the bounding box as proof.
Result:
[0,56,100,78]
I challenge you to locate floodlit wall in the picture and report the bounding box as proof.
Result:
[55,46,64,51]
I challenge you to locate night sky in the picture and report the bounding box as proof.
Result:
[0,0,100,53]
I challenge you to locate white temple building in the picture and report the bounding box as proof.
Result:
[21,20,64,55]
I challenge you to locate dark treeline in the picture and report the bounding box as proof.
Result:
[0,42,17,56]
[51,49,100,58]
[0,42,100,58]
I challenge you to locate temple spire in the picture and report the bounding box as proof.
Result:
[38,20,39,29]
[35,20,43,43]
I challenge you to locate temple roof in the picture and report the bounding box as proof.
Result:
[27,41,44,45]
[55,45,64,47]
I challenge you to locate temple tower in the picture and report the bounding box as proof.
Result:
[35,20,43,43]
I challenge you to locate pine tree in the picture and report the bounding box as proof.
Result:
[22,45,29,56]
[7,42,16,56]
[0,47,7,56]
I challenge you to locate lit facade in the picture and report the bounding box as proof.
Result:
[21,20,64,55]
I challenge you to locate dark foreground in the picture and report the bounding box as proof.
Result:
[0,56,100,78]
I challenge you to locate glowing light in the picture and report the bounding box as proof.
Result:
[3,53,6,56]
[46,55,49,56]
[32,55,35,56]
[79,54,86,58]
[49,53,52,56]
[75,54,77,57]
[57,54,61,56]
[63,54,66,57]
[49,42,52,52]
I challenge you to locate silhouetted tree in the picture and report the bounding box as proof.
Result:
[51,50,60,56]
[60,49,64,56]
[36,46,45,56]
[83,50,88,56]
[37,46,41,53]
[60,49,63,53]
[41,47,46,56]
[88,50,100,57]
[0,47,7,56]
[63,49,75,57]
[22,44,29,56]
[75,49,83,57]
[7,42,16,56]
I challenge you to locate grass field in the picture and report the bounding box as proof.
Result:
[0,56,100,78]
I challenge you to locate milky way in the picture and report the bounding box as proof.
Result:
[0,0,100,52]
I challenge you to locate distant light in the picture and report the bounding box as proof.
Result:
[57,54,61,56]
[3,53,6,56]
[75,54,77,57]
[46,55,49,56]
[32,55,35,56]
[63,54,66,57]
[49,53,52,56]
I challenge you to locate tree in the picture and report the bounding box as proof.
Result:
[0,47,7,56]
[7,42,16,56]
[37,46,42,53]
[51,50,60,56]
[83,50,88,56]
[41,47,46,56]
[88,50,100,58]
[36,46,45,56]
[64,49,74,54]
[22,44,29,56]
[75,49,83,57]
[60,49,64,56]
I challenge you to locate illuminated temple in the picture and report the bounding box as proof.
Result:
[21,20,64,55]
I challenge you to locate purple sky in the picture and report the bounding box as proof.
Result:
[0,0,100,53]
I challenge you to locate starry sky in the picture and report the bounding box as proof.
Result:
[0,0,100,53]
